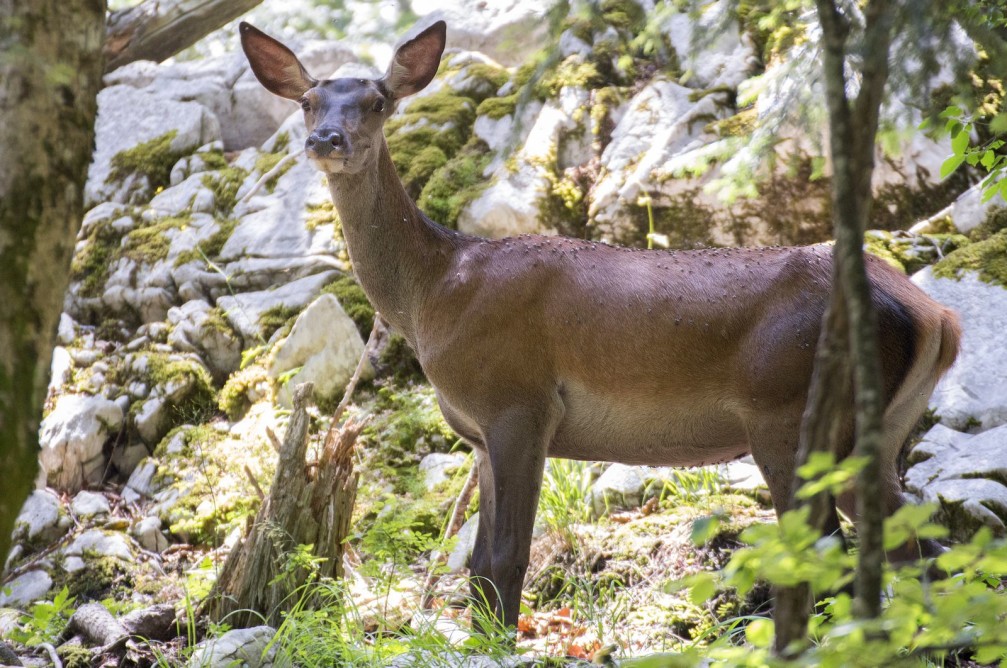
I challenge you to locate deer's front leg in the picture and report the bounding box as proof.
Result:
[485,399,562,630]
[469,450,498,629]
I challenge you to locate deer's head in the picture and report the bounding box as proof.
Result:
[240,20,446,176]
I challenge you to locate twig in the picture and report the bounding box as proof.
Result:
[421,462,479,608]
[38,643,62,668]
[244,465,265,501]
[329,316,382,427]
[265,426,282,452]
[240,152,300,203]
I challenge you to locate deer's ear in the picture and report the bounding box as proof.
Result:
[240,22,317,100]
[381,20,446,100]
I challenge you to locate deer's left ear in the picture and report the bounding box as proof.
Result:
[240,22,318,100]
[381,20,446,100]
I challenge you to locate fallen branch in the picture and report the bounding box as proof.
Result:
[104,0,264,73]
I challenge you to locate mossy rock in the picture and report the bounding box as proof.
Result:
[967,205,1007,242]
[417,139,493,228]
[201,166,249,215]
[320,274,375,337]
[71,218,123,298]
[932,228,1007,287]
[218,365,271,421]
[258,304,303,342]
[174,217,238,267]
[122,214,191,265]
[106,130,190,193]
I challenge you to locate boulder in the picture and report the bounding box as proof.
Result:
[122,458,159,505]
[167,300,243,381]
[132,516,169,553]
[187,626,285,668]
[447,512,479,573]
[0,571,52,609]
[589,78,728,244]
[913,268,1007,431]
[411,0,551,67]
[418,453,468,491]
[12,490,66,545]
[591,463,646,516]
[85,84,221,206]
[217,270,338,342]
[662,0,757,89]
[62,529,134,571]
[39,394,124,492]
[912,184,1006,235]
[269,294,371,407]
[71,491,111,518]
[906,423,1007,540]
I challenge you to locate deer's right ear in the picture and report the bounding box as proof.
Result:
[240,22,318,100]
[382,20,447,100]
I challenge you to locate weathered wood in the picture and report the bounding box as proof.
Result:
[0,0,106,565]
[63,603,128,647]
[204,382,364,627]
[104,0,263,73]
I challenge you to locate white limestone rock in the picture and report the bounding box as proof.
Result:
[71,491,111,518]
[187,626,285,668]
[912,184,1005,235]
[63,529,134,564]
[12,490,66,545]
[167,299,243,381]
[906,423,1007,540]
[39,394,124,492]
[447,512,479,573]
[591,463,646,516]
[912,268,1007,432]
[0,571,53,609]
[419,453,468,491]
[590,78,728,244]
[269,294,371,407]
[411,0,550,67]
[132,516,169,553]
[122,458,159,505]
[217,271,338,341]
[86,84,221,206]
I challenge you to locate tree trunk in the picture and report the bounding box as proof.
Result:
[104,0,264,73]
[0,0,107,565]
[204,383,363,628]
[774,0,896,651]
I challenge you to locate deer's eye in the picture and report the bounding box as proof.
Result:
[372,98,385,113]
[300,98,311,112]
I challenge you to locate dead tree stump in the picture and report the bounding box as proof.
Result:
[204,382,363,627]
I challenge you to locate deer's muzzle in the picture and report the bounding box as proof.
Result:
[305,127,347,159]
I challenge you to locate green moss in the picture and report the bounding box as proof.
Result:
[403,145,448,195]
[174,217,238,267]
[400,89,476,127]
[377,333,425,383]
[706,108,757,138]
[122,214,190,264]
[601,0,646,32]
[968,206,1007,242]
[320,274,375,337]
[541,56,603,96]
[305,200,341,233]
[218,365,271,421]
[460,63,509,95]
[202,166,249,215]
[197,150,229,172]
[58,645,92,668]
[107,130,188,193]
[253,152,293,193]
[476,93,519,120]
[55,554,130,601]
[361,384,457,466]
[417,139,493,228]
[71,219,122,298]
[932,229,1007,286]
[259,304,302,341]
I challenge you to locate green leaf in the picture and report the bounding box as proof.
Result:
[940,105,963,119]
[991,112,1007,135]
[940,154,966,179]
[688,572,717,605]
[745,618,774,648]
[952,129,970,155]
[691,514,722,546]
[1000,178,1007,202]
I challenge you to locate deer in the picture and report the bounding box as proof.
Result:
[239,19,961,631]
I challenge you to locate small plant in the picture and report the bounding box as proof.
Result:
[1,586,75,646]
[537,458,595,536]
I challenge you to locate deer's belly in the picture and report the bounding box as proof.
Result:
[548,384,750,467]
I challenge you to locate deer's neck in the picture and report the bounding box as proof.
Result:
[325,140,458,344]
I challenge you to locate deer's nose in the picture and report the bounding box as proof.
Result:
[306,128,346,158]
